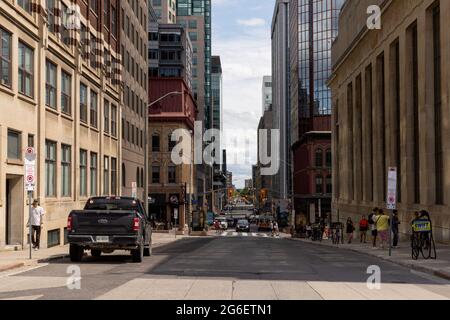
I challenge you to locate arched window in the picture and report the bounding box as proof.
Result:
[326,175,332,194]
[315,175,324,194]
[136,168,140,187]
[140,168,144,188]
[315,148,323,167]
[326,149,332,168]
[122,163,126,187]
[152,134,160,152]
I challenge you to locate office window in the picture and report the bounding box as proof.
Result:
[131,124,135,144]
[18,42,34,97]
[61,2,71,46]
[168,165,176,184]
[326,149,332,168]
[18,0,32,13]
[61,145,71,197]
[111,157,117,195]
[122,163,126,187]
[136,168,140,188]
[104,100,110,133]
[45,140,57,197]
[111,7,117,36]
[315,176,323,194]
[152,165,160,184]
[90,33,97,69]
[80,149,87,197]
[103,0,110,30]
[80,84,88,122]
[61,71,72,114]
[45,60,57,108]
[326,175,332,194]
[152,134,160,152]
[90,91,98,128]
[111,104,117,137]
[90,0,98,14]
[315,149,323,168]
[0,28,12,87]
[103,156,109,195]
[80,24,88,58]
[7,129,21,160]
[90,152,98,196]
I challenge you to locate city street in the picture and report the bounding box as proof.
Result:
[0,226,449,300]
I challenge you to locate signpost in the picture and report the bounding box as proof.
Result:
[24,147,36,260]
[386,167,397,257]
[131,182,137,198]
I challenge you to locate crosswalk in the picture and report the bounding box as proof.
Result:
[217,231,281,239]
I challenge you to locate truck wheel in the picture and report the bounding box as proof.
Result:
[91,249,102,258]
[70,244,83,262]
[132,238,144,263]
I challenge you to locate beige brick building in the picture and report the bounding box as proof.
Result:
[330,0,450,243]
[0,0,122,249]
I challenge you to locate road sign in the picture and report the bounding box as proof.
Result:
[24,147,36,191]
[386,167,397,210]
[131,182,137,198]
[174,208,178,220]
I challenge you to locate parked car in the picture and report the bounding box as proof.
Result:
[236,220,250,232]
[67,197,152,263]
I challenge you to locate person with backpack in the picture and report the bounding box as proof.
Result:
[359,215,369,243]
[368,208,378,248]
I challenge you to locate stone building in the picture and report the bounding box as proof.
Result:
[0,0,122,249]
[330,0,450,242]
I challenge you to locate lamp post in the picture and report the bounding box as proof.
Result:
[146,91,183,216]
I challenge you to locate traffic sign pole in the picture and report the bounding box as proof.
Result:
[386,167,397,257]
[24,147,36,260]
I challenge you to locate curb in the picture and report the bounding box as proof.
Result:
[0,262,25,273]
[289,238,450,282]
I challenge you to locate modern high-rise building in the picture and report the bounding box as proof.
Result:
[271,0,291,207]
[330,0,450,244]
[121,0,149,199]
[0,0,122,249]
[211,56,222,135]
[150,0,178,24]
[262,76,272,114]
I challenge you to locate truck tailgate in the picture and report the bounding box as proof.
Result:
[70,210,137,235]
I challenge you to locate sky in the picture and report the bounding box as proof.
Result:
[212,0,275,189]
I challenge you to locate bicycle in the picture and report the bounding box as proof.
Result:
[411,220,437,260]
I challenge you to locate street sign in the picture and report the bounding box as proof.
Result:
[131,182,137,198]
[386,167,397,210]
[24,147,36,191]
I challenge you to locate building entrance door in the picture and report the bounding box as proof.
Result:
[5,175,24,246]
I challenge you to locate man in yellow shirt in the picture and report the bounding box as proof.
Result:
[375,209,390,249]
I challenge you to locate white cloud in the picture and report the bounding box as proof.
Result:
[237,18,266,27]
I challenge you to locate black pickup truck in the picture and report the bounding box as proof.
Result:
[67,197,152,263]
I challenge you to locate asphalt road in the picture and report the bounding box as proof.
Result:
[0,227,449,300]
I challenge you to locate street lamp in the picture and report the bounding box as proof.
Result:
[145,91,184,216]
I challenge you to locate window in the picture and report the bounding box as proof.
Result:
[18,0,31,13]
[90,0,98,14]
[90,33,97,69]
[18,42,34,97]
[168,165,176,184]
[326,149,332,168]
[90,152,98,196]
[111,7,117,36]
[80,84,88,122]
[104,100,110,133]
[61,71,72,114]
[315,149,323,168]
[45,60,57,108]
[131,124,135,144]
[103,0,110,29]
[111,105,117,137]
[46,0,56,33]
[61,145,71,197]
[152,134,160,152]
[80,150,87,197]
[315,176,323,194]
[168,133,176,151]
[152,165,160,184]
[140,168,144,189]
[47,229,60,248]
[80,24,88,58]
[136,168,140,188]
[27,134,34,148]
[326,175,332,194]
[111,158,117,195]
[103,156,109,195]
[122,163,126,187]
[0,28,12,87]
[61,2,71,46]
[90,91,98,128]
[45,140,57,197]
[7,129,21,160]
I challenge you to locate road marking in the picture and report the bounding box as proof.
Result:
[221,232,228,237]
[252,233,258,237]
[242,233,248,237]
[1,294,43,300]
[232,232,238,236]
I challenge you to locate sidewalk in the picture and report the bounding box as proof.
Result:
[290,236,450,281]
[0,232,192,273]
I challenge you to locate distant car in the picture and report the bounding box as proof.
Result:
[216,217,228,230]
[236,220,250,232]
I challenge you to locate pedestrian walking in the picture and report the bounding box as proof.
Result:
[214,220,220,234]
[359,215,369,243]
[346,218,355,244]
[274,221,280,237]
[392,210,400,248]
[368,208,378,248]
[269,220,274,237]
[27,200,45,250]
[376,209,390,250]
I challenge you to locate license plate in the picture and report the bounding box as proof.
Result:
[95,236,109,243]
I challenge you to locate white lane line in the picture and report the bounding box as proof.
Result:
[232,232,238,236]
[242,233,248,237]
[221,232,228,237]
[252,233,258,237]
[261,233,268,237]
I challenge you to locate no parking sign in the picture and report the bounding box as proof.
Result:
[386,167,397,210]
[24,147,36,191]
